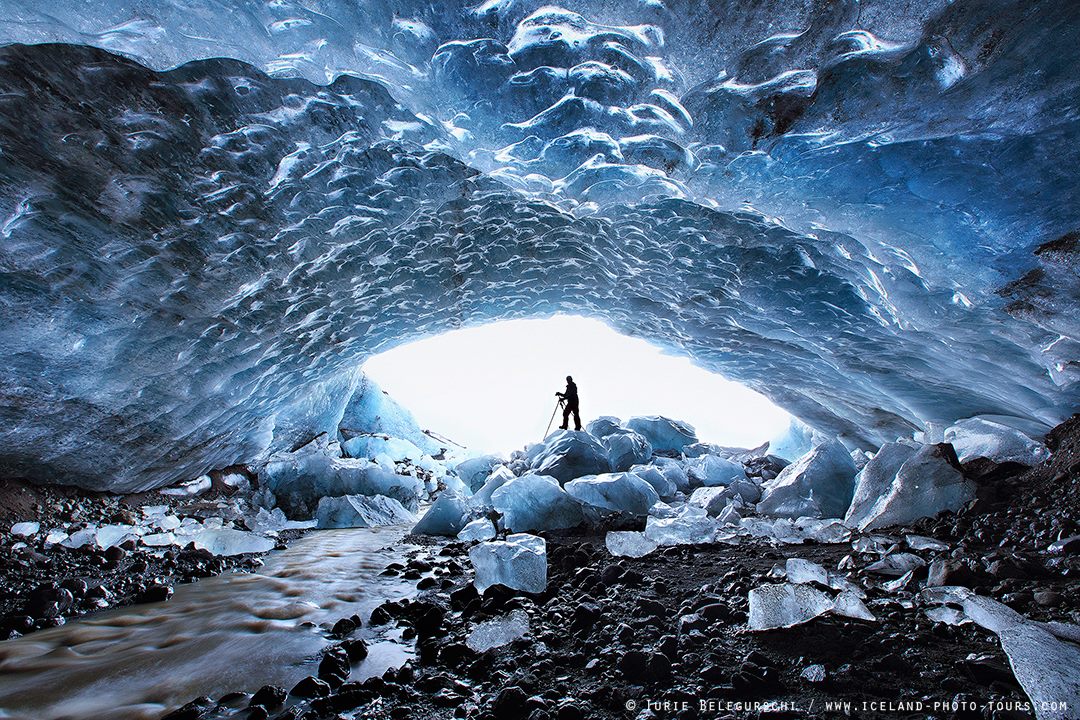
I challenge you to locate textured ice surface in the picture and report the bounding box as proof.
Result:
[466,609,530,652]
[454,455,506,493]
[262,438,422,517]
[845,442,916,528]
[757,440,857,519]
[565,472,660,517]
[192,528,276,556]
[922,587,1080,720]
[605,530,658,558]
[412,492,471,536]
[315,494,415,529]
[530,431,611,484]
[687,455,747,488]
[339,376,442,456]
[0,0,1078,492]
[471,466,517,509]
[603,431,653,472]
[865,552,926,577]
[854,444,975,531]
[944,418,1051,466]
[748,583,874,630]
[491,474,584,532]
[629,465,677,499]
[457,518,497,543]
[470,533,547,594]
[625,417,698,453]
[644,504,718,546]
[586,417,623,440]
[10,522,39,538]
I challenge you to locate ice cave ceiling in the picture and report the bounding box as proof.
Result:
[0,0,1077,491]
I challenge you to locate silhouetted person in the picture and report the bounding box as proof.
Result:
[556,375,582,431]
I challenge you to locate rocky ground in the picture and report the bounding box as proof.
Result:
[161,417,1080,720]
[0,471,300,639]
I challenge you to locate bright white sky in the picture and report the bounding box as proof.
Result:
[363,315,791,454]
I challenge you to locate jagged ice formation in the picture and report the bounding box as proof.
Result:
[0,0,1077,490]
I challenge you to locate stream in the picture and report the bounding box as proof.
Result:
[0,525,420,719]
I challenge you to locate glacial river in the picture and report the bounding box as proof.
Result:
[0,526,419,719]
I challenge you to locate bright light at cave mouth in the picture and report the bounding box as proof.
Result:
[363,315,792,454]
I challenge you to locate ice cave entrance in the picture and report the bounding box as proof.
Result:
[363,315,791,454]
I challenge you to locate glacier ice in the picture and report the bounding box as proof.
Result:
[644,504,718,546]
[853,444,975,531]
[491,474,584,532]
[457,518,498,543]
[602,431,653,472]
[261,437,422,518]
[466,609,530,652]
[529,431,611,484]
[411,492,472,536]
[469,533,547,594]
[757,439,857,519]
[944,418,1051,466]
[192,528,276,556]
[10,522,39,538]
[471,465,517,509]
[625,416,698,453]
[315,494,416,529]
[564,472,660,517]
[922,587,1080,720]
[454,455,506,493]
[0,0,1076,495]
[748,583,875,631]
[844,442,916,528]
[628,465,677,499]
[605,530,658,558]
[687,455,747,487]
[585,416,623,440]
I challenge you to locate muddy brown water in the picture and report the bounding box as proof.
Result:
[0,526,420,719]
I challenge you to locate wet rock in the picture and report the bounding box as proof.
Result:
[161,696,214,720]
[290,675,331,699]
[27,584,73,618]
[331,617,357,638]
[926,559,987,588]
[318,647,350,688]
[137,584,174,603]
[249,685,286,709]
[493,685,529,719]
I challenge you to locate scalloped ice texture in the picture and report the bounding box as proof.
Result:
[0,0,1077,492]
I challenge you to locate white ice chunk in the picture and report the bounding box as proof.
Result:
[60,525,97,549]
[844,442,915,528]
[944,418,1051,466]
[749,583,835,630]
[565,472,660,516]
[471,465,516,509]
[586,416,623,440]
[785,558,830,586]
[94,524,141,548]
[491,474,583,532]
[154,515,182,531]
[688,454,746,487]
[644,504,718,546]
[457,518,497,542]
[160,475,212,497]
[466,609,530,652]
[412,492,471,536]
[757,439,857,519]
[530,430,611,483]
[10,521,39,538]
[652,457,689,491]
[922,587,1080,720]
[315,494,416,529]
[142,532,177,547]
[193,528,276,556]
[470,533,547,594]
[906,534,949,552]
[749,582,875,630]
[855,444,975,531]
[924,606,970,625]
[605,530,658,558]
[603,431,652,472]
[625,416,697,452]
[865,552,925,576]
[629,465,676,498]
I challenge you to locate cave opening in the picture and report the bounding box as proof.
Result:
[363,315,792,454]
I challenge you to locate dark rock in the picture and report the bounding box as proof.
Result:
[1049,536,1080,555]
[340,638,369,661]
[1034,590,1062,607]
[161,696,215,720]
[249,685,286,709]
[927,559,987,588]
[964,654,1017,687]
[617,649,649,683]
[27,584,74,618]
[289,675,331,699]
[138,584,174,603]
[493,685,529,719]
[331,617,356,638]
[318,647,350,688]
